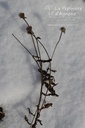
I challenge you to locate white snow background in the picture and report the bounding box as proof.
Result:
[0,0,85,128]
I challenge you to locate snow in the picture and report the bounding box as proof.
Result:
[0,0,85,128]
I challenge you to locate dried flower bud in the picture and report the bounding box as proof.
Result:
[60,27,66,33]
[26,26,34,34]
[19,12,26,19]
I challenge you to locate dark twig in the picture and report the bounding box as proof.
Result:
[28,108,35,116]
[24,115,31,125]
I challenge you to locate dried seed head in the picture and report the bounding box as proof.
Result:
[19,12,26,19]
[60,27,66,33]
[26,26,34,34]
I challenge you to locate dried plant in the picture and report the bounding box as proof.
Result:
[12,12,66,128]
[0,107,5,121]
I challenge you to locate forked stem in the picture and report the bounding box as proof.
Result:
[15,12,66,128]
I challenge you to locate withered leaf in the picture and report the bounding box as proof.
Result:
[47,68,56,72]
[37,112,40,118]
[51,82,58,86]
[42,92,47,96]
[48,87,55,94]
[38,69,54,81]
[37,119,43,125]
[42,92,59,97]
[36,37,41,40]
[44,103,53,108]
[40,103,53,110]
[27,108,35,116]
[24,115,31,125]
[38,69,47,74]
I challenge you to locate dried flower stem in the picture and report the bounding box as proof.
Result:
[51,31,63,59]
[13,12,66,128]
[31,34,39,58]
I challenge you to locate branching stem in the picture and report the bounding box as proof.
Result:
[14,12,65,128]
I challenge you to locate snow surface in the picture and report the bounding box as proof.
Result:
[0,0,85,128]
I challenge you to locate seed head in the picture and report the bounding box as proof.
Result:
[26,26,34,34]
[60,27,66,33]
[19,12,26,19]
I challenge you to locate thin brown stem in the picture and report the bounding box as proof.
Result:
[51,31,62,59]
[21,17,50,61]
[36,39,41,59]
[32,62,43,126]
[33,35,50,60]
[23,18,39,60]
[12,34,40,68]
[23,18,29,26]
[31,34,39,58]
[47,31,62,71]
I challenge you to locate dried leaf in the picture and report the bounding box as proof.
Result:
[49,87,55,94]
[24,115,31,125]
[44,103,53,108]
[42,92,47,96]
[42,92,59,97]
[27,108,35,116]
[37,112,40,118]
[40,103,53,110]
[38,69,54,81]
[38,69,47,74]
[36,37,41,40]
[44,82,56,95]
[44,79,56,86]
[37,119,43,125]
[47,67,56,72]
[51,82,58,86]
